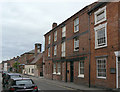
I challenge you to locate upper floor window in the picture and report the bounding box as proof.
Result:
[78,61,84,78]
[61,42,65,57]
[48,47,50,57]
[54,31,57,42]
[94,6,106,25]
[96,58,106,79]
[74,18,79,33]
[54,45,57,56]
[62,26,66,37]
[94,23,107,49]
[74,37,79,51]
[48,35,51,44]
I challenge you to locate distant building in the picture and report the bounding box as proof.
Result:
[24,43,44,77]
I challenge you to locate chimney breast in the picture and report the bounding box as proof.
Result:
[35,43,42,56]
[52,22,57,29]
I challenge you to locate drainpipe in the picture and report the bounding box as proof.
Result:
[88,12,91,88]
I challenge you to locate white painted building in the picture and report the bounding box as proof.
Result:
[3,63,7,71]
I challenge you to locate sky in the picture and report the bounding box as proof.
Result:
[0,0,100,62]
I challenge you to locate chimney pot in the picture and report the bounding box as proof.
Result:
[52,22,57,29]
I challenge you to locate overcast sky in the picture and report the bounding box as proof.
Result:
[0,0,98,62]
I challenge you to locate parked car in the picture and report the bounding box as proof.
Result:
[2,71,8,77]
[4,77,38,92]
[3,73,22,88]
[2,71,8,86]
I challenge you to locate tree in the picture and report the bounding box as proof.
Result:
[13,61,20,73]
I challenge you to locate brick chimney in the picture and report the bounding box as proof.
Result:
[52,22,57,29]
[35,43,42,56]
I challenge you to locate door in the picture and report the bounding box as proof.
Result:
[70,62,74,82]
[118,57,120,88]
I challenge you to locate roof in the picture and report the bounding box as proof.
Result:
[44,4,90,36]
[7,73,22,76]
[30,53,43,64]
[11,77,31,81]
[88,2,107,14]
[25,50,35,54]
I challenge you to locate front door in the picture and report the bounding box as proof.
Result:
[118,57,120,88]
[70,62,74,82]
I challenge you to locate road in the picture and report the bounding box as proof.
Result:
[26,75,73,91]
[0,73,73,91]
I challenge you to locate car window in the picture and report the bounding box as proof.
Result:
[16,80,33,85]
[11,75,21,78]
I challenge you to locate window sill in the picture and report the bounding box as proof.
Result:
[56,73,61,75]
[78,75,84,78]
[74,30,79,34]
[97,77,106,79]
[53,72,56,75]
[94,19,106,26]
[95,45,107,49]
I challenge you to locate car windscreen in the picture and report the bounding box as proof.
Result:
[16,79,33,85]
[11,75,21,78]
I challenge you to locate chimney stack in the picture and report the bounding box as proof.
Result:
[52,22,57,29]
[35,43,42,56]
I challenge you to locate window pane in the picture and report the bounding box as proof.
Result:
[97,58,106,78]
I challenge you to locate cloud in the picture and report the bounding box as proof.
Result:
[1,1,97,62]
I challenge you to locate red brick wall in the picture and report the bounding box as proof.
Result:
[90,2,119,88]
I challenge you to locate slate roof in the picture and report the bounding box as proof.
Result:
[30,53,43,64]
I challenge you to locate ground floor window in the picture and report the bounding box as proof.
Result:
[78,61,84,78]
[57,63,61,75]
[96,58,106,79]
[53,63,56,74]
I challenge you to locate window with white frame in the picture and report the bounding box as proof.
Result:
[57,63,61,74]
[61,42,65,57]
[62,26,66,37]
[94,6,106,25]
[48,47,50,57]
[78,61,84,77]
[53,63,56,74]
[54,31,57,41]
[94,23,107,49]
[48,35,51,44]
[74,18,79,33]
[54,45,57,56]
[96,58,106,79]
[74,37,79,51]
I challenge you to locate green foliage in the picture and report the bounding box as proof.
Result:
[13,61,20,72]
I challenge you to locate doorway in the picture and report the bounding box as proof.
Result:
[70,62,74,82]
[118,57,120,88]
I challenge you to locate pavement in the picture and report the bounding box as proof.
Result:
[24,75,115,92]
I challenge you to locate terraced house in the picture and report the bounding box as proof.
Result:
[44,1,120,89]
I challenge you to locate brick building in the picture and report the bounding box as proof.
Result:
[24,43,44,77]
[44,1,120,89]
[88,2,120,88]
[44,2,95,85]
